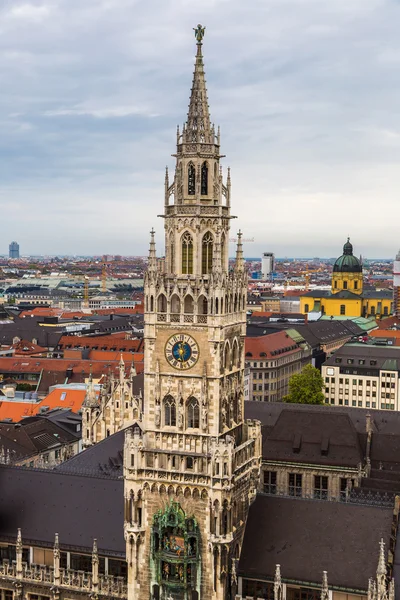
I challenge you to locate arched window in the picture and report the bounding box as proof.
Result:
[157,294,167,313]
[181,232,193,274]
[215,298,219,314]
[150,295,154,312]
[198,295,208,315]
[343,280,348,290]
[304,303,309,313]
[202,232,214,274]
[340,304,346,315]
[201,162,208,195]
[187,397,200,428]
[188,163,195,195]
[169,232,175,273]
[221,233,226,269]
[354,280,358,290]
[224,344,231,371]
[184,294,194,314]
[334,280,337,289]
[171,294,180,314]
[164,396,176,426]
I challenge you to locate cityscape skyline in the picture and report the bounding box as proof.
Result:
[1,0,400,257]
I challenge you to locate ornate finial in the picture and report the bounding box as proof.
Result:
[377,538,386,576]
[321,571,329,600]
[274,564,283,600]
[54,532,59,549]
[93,538,98,555]
[16,528,22,550]
[150,227,155,238]
[193,24,206,43]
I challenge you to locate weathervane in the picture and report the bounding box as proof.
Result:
[193,24,205,43]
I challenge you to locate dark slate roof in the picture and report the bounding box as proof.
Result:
[324,343,400,370]
[330,290,362,300]
[262,410,363,467]
[299,290,332,298]
[246,321,362,348]
[238,494,394,591]
[244,401,400,435]
[0,465,124,555]
[56,429,125,478]
[0,417,79,460]
[0,320,63,348]
[362,290,393,299]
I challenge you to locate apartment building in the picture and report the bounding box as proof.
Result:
[322,343,400,410]
[244,331,312,402]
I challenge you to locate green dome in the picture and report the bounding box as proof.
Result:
[333,238,362,273]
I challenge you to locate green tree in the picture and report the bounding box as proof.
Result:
[283,364,324,405]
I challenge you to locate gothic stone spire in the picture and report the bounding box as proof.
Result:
[184,24,212,145]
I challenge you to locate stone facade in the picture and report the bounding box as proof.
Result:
[123,26,261,600]
[82,357,142,447]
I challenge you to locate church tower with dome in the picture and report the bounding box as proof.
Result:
[300,238,392,319]
[123,25,261,600]
[331,238,363,295]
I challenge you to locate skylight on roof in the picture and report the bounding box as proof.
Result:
[60,392,67,401]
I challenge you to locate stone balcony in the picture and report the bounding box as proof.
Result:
[0,561,127,598]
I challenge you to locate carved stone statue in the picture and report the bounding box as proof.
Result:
[194,24,206,43]
[155,402,161,427]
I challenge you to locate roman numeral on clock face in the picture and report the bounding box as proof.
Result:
[165,334,199,370]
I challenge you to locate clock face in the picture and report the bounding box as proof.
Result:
[165,334,199,370]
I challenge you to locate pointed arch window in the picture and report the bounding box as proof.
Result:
[201,162,208,195]
[164,396,176,427]
[169,232,175,273]
[181,232,193,274]
[187,397,200,428]
[188,163,195,195]
[220,233,226,270]
[202,232,214,275]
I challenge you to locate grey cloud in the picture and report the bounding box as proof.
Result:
[0,0,399,257]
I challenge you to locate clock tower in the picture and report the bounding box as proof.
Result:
[124,25,261,600]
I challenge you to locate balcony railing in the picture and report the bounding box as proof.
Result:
[157,313,208,324]
[0,561,127,598]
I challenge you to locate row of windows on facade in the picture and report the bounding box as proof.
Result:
[147,290,246,315]
[187,162,210,196]
[325,376,396,385]
[325,397,396,410]
[253,382,279,391]
[131,452,230,476]
[0,545,125,576]
[304,303,389,316]
[263,471,354,500]
[245,345,298,359]
[334,358,384,366]
[251,363,301,379]
[333,279,359,290]
[326,389,395,398]
[249,394,278,402]
[164,396,200,428]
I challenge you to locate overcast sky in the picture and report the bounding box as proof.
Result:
[1,0,400,258]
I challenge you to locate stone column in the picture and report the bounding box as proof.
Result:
[53,533,60,587]
[92,539,99,595]
[16,529,22,580]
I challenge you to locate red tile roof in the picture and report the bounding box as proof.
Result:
[37,388,89,413]
[59,334,144,352]
[245,331,300,359]
[0,401,39,422]
[88,351,144,363]
[0,357,144,376]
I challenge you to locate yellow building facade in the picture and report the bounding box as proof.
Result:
[300,239,393,318]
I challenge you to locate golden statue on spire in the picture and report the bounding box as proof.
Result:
[193,24,205,43]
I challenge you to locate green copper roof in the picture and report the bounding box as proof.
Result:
[333,238,362,273]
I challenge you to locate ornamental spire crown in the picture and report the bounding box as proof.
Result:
[183,24,213,145]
